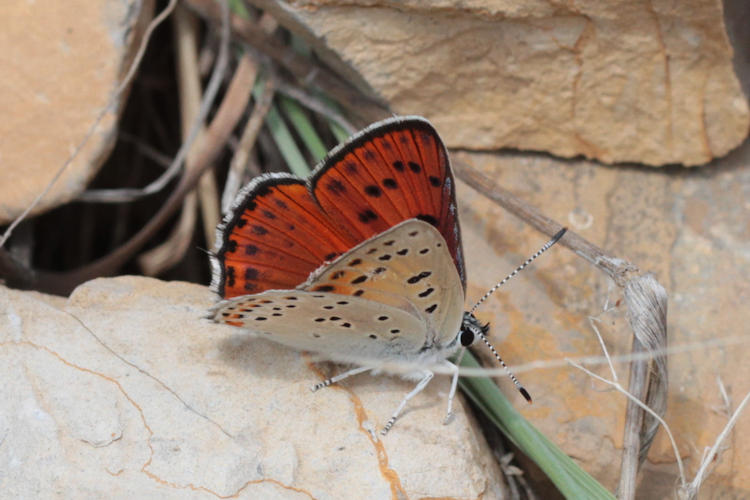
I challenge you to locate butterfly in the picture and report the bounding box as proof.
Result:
[209,116,561,434]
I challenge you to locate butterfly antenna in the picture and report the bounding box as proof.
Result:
[469,323,532,403]
[470,228,567,314]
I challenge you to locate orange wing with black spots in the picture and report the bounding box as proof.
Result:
[211,116,465,299]
[310,118,463,288]
[212,176,357,297]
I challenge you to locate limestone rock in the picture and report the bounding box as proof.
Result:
[0,276,506,498]
[254,0,749,166]
[0,0,154,224]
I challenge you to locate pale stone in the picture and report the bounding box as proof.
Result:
[0,277,506,498]
[0,0,154,224]
[253,0,749,166]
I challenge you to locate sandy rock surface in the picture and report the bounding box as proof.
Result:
[254,0,748,166]
[0,276,506,499]
[0,0,153,224]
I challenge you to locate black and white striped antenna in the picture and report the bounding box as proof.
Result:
[470,228,567,314]
[467,227,567,403]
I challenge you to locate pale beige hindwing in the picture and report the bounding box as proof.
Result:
[212,290,428,362]
[301,219,464,345]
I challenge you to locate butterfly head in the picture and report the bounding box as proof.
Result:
[459,311,488,347]
[458,311,532,404]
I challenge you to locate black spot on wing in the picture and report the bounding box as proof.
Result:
[358,210,378,223]
[326,179,347,194]
[416,214,438,227]
[383,178,398,189]
[407,271,432,284]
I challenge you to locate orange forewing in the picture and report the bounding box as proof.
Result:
[214,177,356,297]
[310,119,463,287]
[212,117,465,299]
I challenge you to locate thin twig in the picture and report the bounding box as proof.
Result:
[222,71,277,212]
[139,4,207,275]
[716,376,732,416]
[567,359,686,490]
[118,132,173,168]
[682,389,750,499]
[454,160,639,286]
[588,316,619,383]
[140,14,256,274]
[0,0,178,249]
[345,334,749,379]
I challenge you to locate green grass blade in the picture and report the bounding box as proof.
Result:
[279,96,328,162]
[252,79,310,177]
[328,120,350,143]
[228,0,250,19]
[458,351,615,500]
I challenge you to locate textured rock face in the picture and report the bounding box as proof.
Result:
[0,277,506,498]
[255,0,749,166]
[452,136,750,497]
[0,0,153,224]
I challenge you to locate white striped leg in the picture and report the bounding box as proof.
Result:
[381,370,434,435]
[311,366,371,392]
[443,358,461,425]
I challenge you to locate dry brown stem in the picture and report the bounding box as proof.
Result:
[222,71,277,212]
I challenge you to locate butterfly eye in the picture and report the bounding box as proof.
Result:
[460,328,474,347]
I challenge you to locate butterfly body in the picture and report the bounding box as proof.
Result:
[210,116,494,433]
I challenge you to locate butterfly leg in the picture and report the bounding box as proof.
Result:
[381,370,434,435]
[311,366,371,392]
[443,358,461,425]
